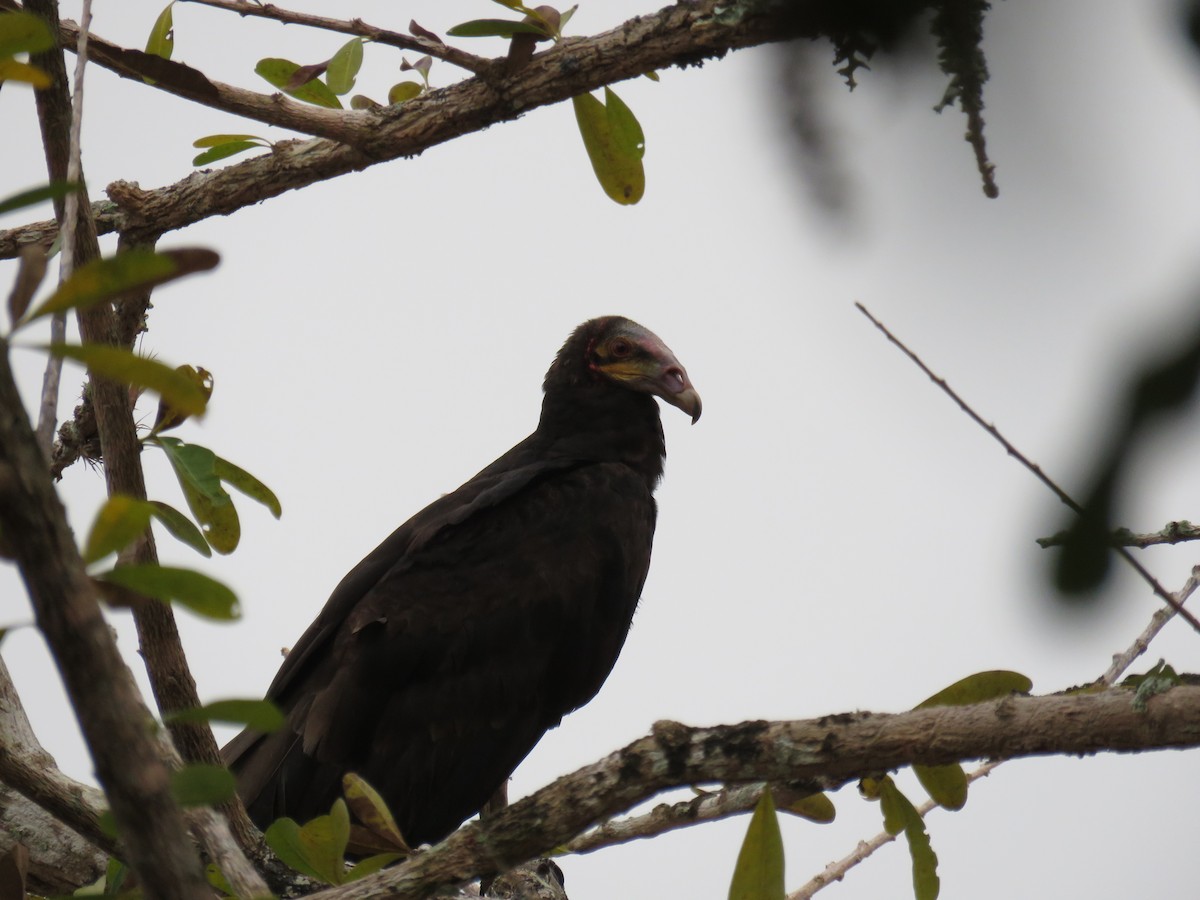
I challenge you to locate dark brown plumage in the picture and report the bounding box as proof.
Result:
[223,316,700,845]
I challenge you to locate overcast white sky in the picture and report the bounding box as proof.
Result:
[4,1,1200,897]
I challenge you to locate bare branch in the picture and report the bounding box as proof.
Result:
[1101,566,1200,686]
[855,302,1200,634]
[179,0,492,74]
[1038,519,1200,549]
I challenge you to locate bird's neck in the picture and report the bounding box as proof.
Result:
[537,385,666,489]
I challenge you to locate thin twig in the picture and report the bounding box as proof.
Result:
[1037,520,1200,549]
[1100,565,1200,687]
[35,0,93,457]
[854,302,1200,634]
[179,0,492,74]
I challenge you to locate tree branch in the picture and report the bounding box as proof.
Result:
[305,686,1200,899]
[1,0,809,256]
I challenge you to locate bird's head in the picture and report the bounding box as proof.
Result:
[547,316,701,423]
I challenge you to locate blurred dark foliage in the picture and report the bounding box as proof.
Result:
[1052,0,1200,596]
[774,0,995,209]
[774,0,1200,600]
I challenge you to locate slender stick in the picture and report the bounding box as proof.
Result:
[34,0,93,457]
[854,302,1200,634]
[179,0,491,74]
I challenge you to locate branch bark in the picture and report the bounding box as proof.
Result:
[302,685,1200,899]
[1,0,809,256]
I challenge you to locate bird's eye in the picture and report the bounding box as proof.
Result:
[610,339,633,358]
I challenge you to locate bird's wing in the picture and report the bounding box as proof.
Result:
[228,458,655,844]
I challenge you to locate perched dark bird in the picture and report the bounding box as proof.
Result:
[224,316,700,846]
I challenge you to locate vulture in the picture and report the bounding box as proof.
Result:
[224,316,701,846]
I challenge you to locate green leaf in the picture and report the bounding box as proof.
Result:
[0,182,82,217]
[572,92,645,205]
[154,437,240,554]
[97,809,118,839]
[193,141,264,167]
[148,500,212,557]
[165,698,284,732]
[604,87,645,160]
[916,670,1032,709]
[559,4,579,31]
[0,11,55,57]
[171,763,236,807]
[82,494,154,564]
[780,791,836,824]
[343,773,409,852]
[145,3,174,61]
[205,862,234,898]
[264,801,351,885]
[913,763,968,811]
[445,19,549,38]
[728,787,784,900]
[346,853,403,882]
[47,344,209,417]
[387,81,422,105]
[350,95,381,110]
[97,564,240,620]
[255,58,343,109]
[879,778,940,900]
[326,38,363,95]
[212,453,281,518]
[264,819,327,882]
[25,248,220,322]
[1125,659,1182,711]
[192,134,267,149]
[0,57,50,87]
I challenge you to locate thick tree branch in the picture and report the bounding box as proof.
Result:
[1,0,808,255]
[19,0,210,895]
[305,686,1200,899]
[0,337,206,898]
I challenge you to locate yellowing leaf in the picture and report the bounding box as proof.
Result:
[728,787,784,900]
[0,57,50,88]
[145,3,174,61]
[82,494,154,564]
[914,763,968,811]
[192,134,267,149]
[148,500,211,557]
[25,248,219,323]
[154,437,240,554]
[916,670,1032,709]
[343,773,409,853]
[781,790,836,824]
[255,58,343,109]
[572,92,645,205]
[47,344,209,417]
[387,81,422,105]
